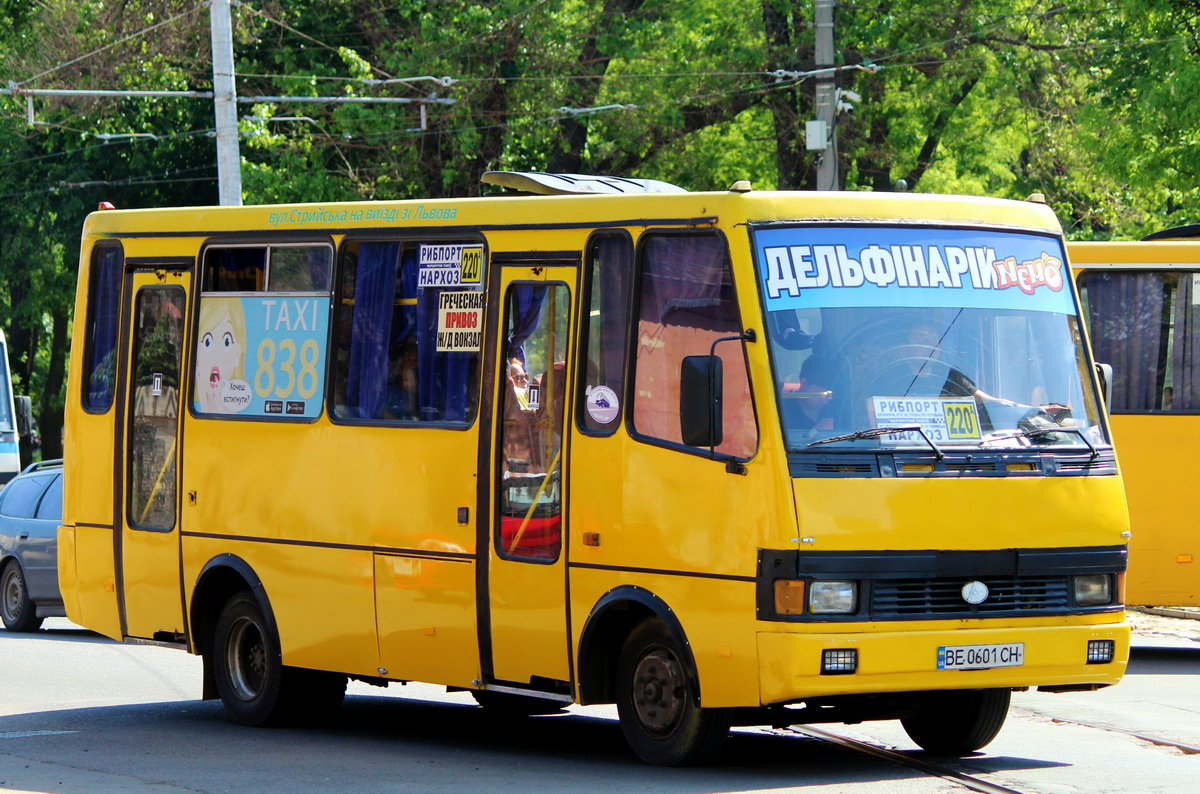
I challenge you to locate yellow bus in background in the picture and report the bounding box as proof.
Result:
[60,173,1129,765]
[1071,229,1200,606]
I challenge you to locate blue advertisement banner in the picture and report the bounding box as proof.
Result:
[755,226,1075,314]
[194,294,330,419]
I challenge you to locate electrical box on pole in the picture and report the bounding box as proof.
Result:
[210,0,242,206]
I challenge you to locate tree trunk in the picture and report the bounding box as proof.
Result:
[762,1,813,189]
[546,0,648,174]
[37,310,68,461]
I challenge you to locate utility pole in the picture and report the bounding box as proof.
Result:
[210,0,242,206]
[814,0,837,191]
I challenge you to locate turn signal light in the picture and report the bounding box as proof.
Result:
[774,579,806,615]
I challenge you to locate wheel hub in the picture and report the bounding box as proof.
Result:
[226,616,267,701]
[2,570,22,619]
[631,647,685,736]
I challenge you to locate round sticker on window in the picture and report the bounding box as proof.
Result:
[586,385,620,424]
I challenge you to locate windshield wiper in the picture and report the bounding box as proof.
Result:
[980,425,1099,459]
[807,424,944,461]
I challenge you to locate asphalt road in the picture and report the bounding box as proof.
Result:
[0,612,1195,793]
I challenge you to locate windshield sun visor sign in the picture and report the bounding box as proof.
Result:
[755,226,1074,314]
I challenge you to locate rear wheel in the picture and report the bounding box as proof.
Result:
[900,688,1011,754]
[211,591,346,726]
[1,560,42,632]
[615,619,730,766]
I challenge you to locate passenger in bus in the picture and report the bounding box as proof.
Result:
[790,354,837,431]
[384,347,418,420]
[508,358,532,410]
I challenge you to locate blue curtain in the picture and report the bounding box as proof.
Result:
[339,241,480,423]
[345,242,400,418]
[416,284,476,422]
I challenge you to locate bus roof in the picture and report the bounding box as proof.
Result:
[83,183,1064,239]
[1068,239,1200,266]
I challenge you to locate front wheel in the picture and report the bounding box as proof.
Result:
[900,688,1011,754]
[1,560,42,632]
[211,591,346,726]
[615,619,730,766]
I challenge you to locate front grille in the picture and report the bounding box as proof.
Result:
[871,576,1071,619]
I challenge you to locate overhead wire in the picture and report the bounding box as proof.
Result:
[2,0,1192,194]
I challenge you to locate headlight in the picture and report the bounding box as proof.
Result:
[809,580,858,614]
[1074,574,1112,606]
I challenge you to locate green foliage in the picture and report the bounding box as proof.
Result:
[2,0,1200,445]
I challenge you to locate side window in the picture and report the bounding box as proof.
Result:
[83,243,123,412]
[35,474,63,521]
[193,243,333,419]
[577,234,632,433]
[631,233,757,458]
[0,474,50,519]
[1079,270,1197,412]
[332,239,484,424]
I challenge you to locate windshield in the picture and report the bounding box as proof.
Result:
[754,224,1108,454]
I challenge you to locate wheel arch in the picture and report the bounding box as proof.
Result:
[576,585,701,706]
[189,554,278,700]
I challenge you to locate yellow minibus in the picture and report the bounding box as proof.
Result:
[60,174,1129,765]
[1071,229,1200,606]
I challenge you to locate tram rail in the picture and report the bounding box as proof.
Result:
[784,724,1034,794]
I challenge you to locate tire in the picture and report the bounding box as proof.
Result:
[901,688,1011,754]
[1,560,43,632]
[472,690,568,715]
[211,591,346,727]
[615,619,730,766]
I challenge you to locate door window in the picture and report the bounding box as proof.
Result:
[128,287,185,530]
[497,283,569,561]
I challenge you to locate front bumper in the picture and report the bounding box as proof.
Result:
[758,619,1129,705]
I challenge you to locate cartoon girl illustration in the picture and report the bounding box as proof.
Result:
[195,297,248,413]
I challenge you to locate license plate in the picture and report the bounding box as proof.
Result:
[937,642,1024,670]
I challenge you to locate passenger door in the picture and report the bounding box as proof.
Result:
[483,262,576,694]
[117,267,189,640]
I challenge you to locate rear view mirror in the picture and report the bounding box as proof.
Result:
[680,355,723,448]
[14,395,31,438]
[1095,363,1113,413]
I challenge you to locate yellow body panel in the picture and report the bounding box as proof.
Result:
[792,474,1130,552]
[1070,240,1199,605]
[375,554,479,687]
[58,190,1126,718]
[1106,414,1198,604]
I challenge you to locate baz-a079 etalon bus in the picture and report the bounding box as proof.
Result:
[60,173,1128,765]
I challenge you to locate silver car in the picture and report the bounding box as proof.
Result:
[0,459,64,631]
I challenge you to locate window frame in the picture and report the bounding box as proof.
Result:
[328,233,488,429]
[626,228,759,460]
[575,229,634,437]
[81,241,124,414]
[190,237,336,424]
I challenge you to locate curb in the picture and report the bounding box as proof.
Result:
[1129,605,1200,621]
